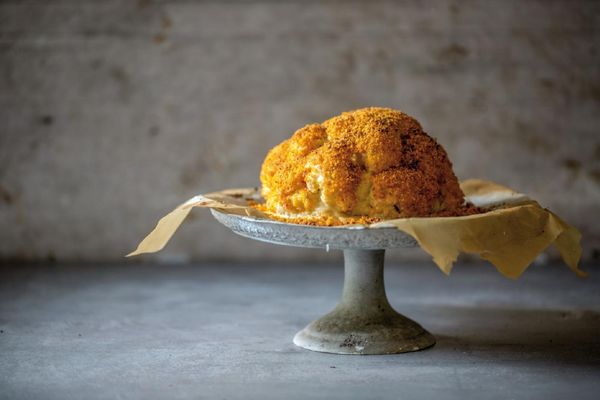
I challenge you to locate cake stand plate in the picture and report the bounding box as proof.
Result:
[211,209,435,355]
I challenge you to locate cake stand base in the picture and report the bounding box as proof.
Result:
[293,249,435,355]
[210,210,433,355]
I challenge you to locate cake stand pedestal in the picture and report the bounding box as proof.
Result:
[211,209,435,355]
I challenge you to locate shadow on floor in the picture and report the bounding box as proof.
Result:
[423,305,600,367]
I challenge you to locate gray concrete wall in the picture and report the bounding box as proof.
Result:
[1,0,599,263]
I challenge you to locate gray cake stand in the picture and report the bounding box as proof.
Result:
[211,209,435,355]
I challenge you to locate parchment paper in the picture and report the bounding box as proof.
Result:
[127,179,584,279]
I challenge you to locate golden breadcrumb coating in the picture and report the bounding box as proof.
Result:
[257,107,477,225]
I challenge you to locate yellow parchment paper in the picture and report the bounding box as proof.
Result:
[128,179,584,279]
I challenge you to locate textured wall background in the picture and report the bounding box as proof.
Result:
[1,0,599,263]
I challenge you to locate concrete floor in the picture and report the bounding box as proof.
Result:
[0,259,598,399]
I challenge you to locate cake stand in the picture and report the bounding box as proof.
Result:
[211,209,435,355]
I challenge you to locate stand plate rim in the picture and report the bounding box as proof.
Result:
[210,209,418,250]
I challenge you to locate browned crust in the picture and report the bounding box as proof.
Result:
[258,107,478,226]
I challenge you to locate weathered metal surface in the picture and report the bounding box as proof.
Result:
[293,249,435,354]
[211,211,434,354]
[210,210,417,250]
